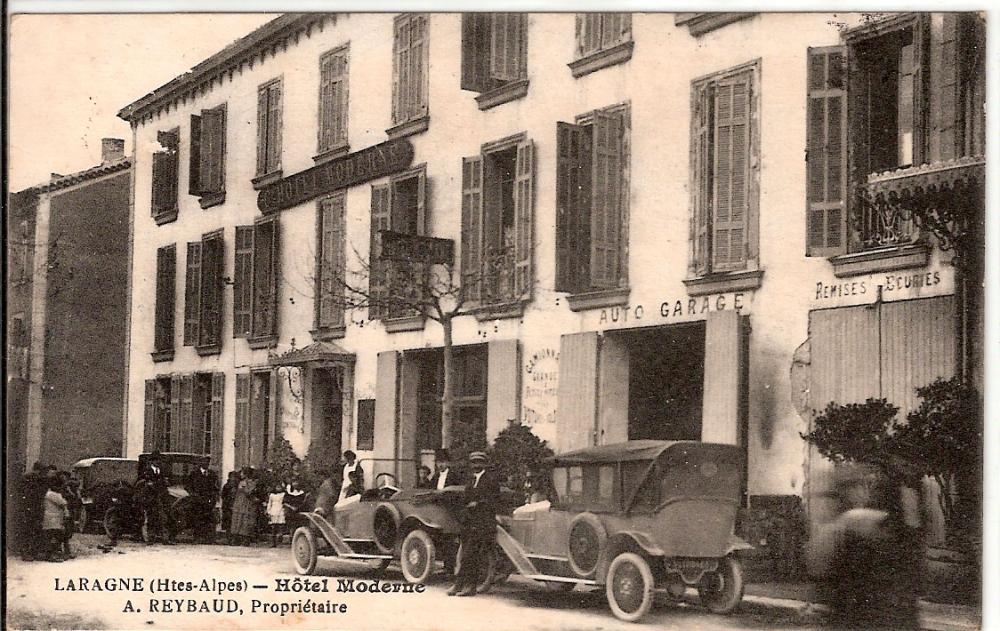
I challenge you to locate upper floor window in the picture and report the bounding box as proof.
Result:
[184,230,225,355]
[189,104,227,208]
[315,193,346,333]
[256,79,283,179]
[369,166,427,320]
[234,217,280,348]
[318,45,349,157]
[390,14,429,135]
[151,130,179,225]
[555,105,629,297]
[461,135,535,308]
[153,243,177,361]
[570,13,633,78]
[690,62,759,276]
[461,14,528,108]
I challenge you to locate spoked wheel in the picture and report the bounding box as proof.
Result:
[698,554,744,614]
[291,527,318,575]
[400,530,436,584]
[606,552,655,622]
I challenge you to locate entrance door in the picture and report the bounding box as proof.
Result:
[309,367,343,464]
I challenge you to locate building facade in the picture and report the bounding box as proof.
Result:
[6,139,132,477]
[118,12,985,563]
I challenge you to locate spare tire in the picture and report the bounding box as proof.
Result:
[372,503,401,553]
[567,513,606,578]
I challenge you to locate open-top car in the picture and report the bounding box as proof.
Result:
[493,440,751,622]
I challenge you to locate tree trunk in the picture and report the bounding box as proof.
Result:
[441,315,455,448]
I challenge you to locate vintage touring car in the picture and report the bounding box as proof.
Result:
[493,440,751,622]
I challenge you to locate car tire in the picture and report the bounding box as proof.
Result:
[606,552,655,623]
[567,513,606,578]
[697,554,744,614]
[292,527,319,575]
[372,503,401,554]
[400,530,436,584]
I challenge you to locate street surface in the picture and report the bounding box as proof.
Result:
[6,534,813,630]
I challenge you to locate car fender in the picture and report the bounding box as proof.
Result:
[400,514,442,533]
[596,532,665,580]
[726,535,754,555]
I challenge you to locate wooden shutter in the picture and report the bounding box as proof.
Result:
[590,111,623,289]
[210,373,225,467]
[555,332,599,453]
[170,375,182,450]
[577,13,603,57]
[513,140,534,299]
[486,339,520,441]
[409,15,428,119]
[461,155,484,301]
[252,218,279,339]
[151,151,170,215]
[701,311,746,445]
[234,373,251,470]
[712,72,751,272]
[180,375,194,452]
[806,46,848,257]
[319,48,348,152]
[267,371,279,456]
[198,232,224,348]
[200,106,226,194]
[188,114,202,196]
[183,242,202,346]
[601,13,629,49]
[373,351,399,461]
[555,122,591,292]
[491,13,525,82]
[144,379,157,452]
[154,245,176,353]
[356,399,375,451]
[692,83,714,276]
[256,86,268,175]
[317,196,345,328]
[461,13,490,92]
[931,13,960,161]
[267,83,282,173]
[369,183,392,319]
[233,226,253,337]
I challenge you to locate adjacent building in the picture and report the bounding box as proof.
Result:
[6,139,132,476]
[117,12,985,569]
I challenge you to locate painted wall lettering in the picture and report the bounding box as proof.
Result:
[523,348,559,426]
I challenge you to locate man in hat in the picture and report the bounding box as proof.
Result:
[430,448,466,490]
[138,451,175,544]
[449,451,499,597]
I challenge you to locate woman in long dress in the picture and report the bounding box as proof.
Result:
[229,468,258,545]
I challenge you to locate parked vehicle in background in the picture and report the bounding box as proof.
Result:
[493,440,751,622]
[71,457,139,533]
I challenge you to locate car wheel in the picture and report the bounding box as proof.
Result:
[606,552,654,623]
[400,530,436,584]
[698,554,744,614]
[567,513,606,578]
[372,504,401,554]
[292,527,319,575]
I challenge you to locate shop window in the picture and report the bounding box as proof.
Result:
[255,79,282,180]
[184,231,224,353]
[555,105,628,297]
[233,217,280,347]
[153,244,176,361]
[389,14,429,137]
[189,104,227,208]
[462,135,534,308]
[461,14,528,108]
[570,14,633,77]
[690,62,758,276]
[315,194,346,333]
[318,45,349,158]
[357,398,375,452]
[369,166,426,321]
[151,130,179,224]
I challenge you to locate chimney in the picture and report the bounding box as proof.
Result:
[101,138,125,163]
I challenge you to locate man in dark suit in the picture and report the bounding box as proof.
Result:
[430,448,466,490]
[186,464,219,543]
[138,452,175,544]
[449,451,499,597]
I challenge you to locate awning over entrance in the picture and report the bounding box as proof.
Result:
[268,341,355,367]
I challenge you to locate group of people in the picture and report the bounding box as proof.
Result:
[221,465,308,547]
[13,463,83,562]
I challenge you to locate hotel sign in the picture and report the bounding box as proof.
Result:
[257,138,414,213]
[379,230,454,265]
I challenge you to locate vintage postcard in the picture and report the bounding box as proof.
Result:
[5,8,989,630]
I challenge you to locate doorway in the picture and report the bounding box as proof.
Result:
[309,367,343,462]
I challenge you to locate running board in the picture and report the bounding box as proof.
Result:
[524,574,597,586]
[495,526,539,577]
[340,553,393,560]
[302,512,354,556]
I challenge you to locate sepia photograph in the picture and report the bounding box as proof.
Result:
[4,5,992,630]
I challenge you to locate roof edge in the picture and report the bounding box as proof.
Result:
[17,158,132,196]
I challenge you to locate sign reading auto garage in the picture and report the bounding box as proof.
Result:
[257,138,414,213]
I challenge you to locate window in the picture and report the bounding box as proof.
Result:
[233,217,280,346]
[390,14,429,131]
[151,130,179,224]
[690,62,759,276]
[357,398,375,452]
[415,345,487,450]
[568,466,584,497]
[234,371,275,468]
[143,376,173,451]
[555,106,628,295]
[153,244,176,360]
[256,79,283,178]
[315,194,346,332]
[461,14,528,107]
[369,166,426,320]
[184,231,224,351]
[189,104,227,207]
[570,14,633,77]
[318,46,349,157]
[552,467,568,501]
[462,136,535,307]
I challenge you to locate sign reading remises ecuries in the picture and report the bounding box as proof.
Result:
[379,230,454,265]
[257,138,414,213]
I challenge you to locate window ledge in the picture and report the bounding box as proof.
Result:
[153,207,178,226]
[476,79,529,111]
[247,335,278,350]
[565,287,630,312]
[383,314,426,333]
[312,144,350,165]
[473,300,525,321]
[251,170,283,191]
[683,269,763,296]
[386,116,430,141]
[830,244,930,278]
[198,191,226,209]
[195,342,222,357]
[151,349,175,363]
[675,13,756,36]
[311,325,346,341]
[568,40,634,78]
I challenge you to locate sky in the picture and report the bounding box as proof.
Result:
[7,13,275,191]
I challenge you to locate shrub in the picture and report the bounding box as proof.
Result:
[488,420,554,500]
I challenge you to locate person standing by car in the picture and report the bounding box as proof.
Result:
[42,478,69,561]
[449,451,499,597]
[186,464,219,543]
[431,448,466,490]
[59,471,82,558]
[138,451,175,545]
[229,467,258,545]
[338,451,364,501]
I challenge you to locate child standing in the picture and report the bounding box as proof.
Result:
[42,479,69,562]
[265,482,286,547]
